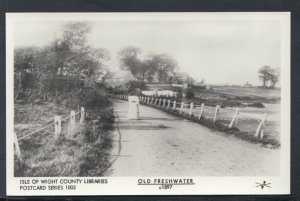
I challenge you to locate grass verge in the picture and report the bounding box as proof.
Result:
[14,89,115,177]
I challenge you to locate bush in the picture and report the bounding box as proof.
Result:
[173,87,183,98]
[126,81,147,92]
[247,102,265,108]
[183,88,195,99]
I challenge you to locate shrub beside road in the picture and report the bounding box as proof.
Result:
[14,86,115,177]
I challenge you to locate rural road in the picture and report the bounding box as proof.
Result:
[106,99,280,176]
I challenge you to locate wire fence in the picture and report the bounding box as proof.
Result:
[14,107,85,158]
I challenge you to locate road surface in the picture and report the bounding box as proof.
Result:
[105,99,280,176]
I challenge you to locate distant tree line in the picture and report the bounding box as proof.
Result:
[118,46,179,83]
[14,23,188,101]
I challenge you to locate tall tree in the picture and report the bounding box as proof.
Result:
[14,46,40,99]
[51,22,110,81]
[118,47,179,83]
[14,22,111,97]
[269,67,280,88]
[118,46,143,79]
[146,53,178,83]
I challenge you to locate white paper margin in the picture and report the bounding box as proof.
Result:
[6,12,291,196]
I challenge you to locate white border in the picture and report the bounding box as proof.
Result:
[6,12,290,196]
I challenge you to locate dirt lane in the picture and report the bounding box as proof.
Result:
[106,99,280,176]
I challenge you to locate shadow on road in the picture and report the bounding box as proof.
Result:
[118,124,170,130]
[138,117,184,121]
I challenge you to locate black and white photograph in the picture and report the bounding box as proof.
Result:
[6,12,290,195]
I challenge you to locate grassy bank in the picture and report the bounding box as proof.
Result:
[14,88,115,177]
[192,86,281,104]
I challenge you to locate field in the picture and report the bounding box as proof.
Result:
[181,103,280,143]
[193,85,281,103]
[186,86,281,145]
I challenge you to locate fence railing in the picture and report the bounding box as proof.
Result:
[14,107,85,158]
[109,94,267,139]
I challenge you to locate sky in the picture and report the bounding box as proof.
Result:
[14,18,281,85]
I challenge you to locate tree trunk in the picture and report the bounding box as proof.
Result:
[263,79,266,88]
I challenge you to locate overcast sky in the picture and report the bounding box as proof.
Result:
[14,19,281,85]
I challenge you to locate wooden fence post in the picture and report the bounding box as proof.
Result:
[54,115,61,139]
[68,111,76,136]
[80,107,85,124]
[173,101,176,111]
[189,102,194,116]
[14,132,21,157]
[214,105,220,123]
[180,102,184,114]
[167,100,170,108]
[198,103,205,120]
[163,99,166,107]
[255,113,267,138]
[229,109,239,128]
